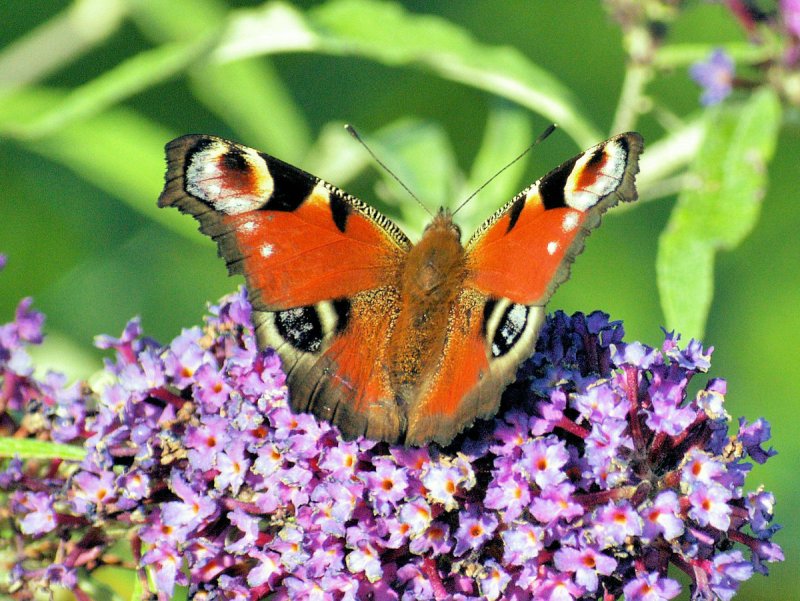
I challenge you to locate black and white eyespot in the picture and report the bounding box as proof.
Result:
[564,140,628,211]
[269,299,352,356]
[185,140,274,215]
[488,301,529,357]
[483,299,545,366]
[274,306,324,353]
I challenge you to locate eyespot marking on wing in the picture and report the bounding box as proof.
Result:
[274,306,324,354]
[482,299,531,359]
[565,138,628,211]
[492,303,529,357]
[185,140,274,214]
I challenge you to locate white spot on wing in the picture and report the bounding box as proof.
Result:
[260,243,274,258]
[240,220,256,232]
[562,212,579,232]
[547,241,558,255]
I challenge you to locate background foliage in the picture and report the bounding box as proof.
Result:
[0,1,797,598]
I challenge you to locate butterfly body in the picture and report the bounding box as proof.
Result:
[393,211,464,381]
[160,131,642,446]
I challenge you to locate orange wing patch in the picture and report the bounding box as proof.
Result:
[223,185,405,310]
[465,204,588,305]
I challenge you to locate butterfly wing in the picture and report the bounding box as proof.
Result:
[465,132,643,304]
[159,134,411,441]
[159,135,410,310]
[405,133,643,445]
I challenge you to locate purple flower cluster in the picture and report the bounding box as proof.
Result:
[0,277,783,600]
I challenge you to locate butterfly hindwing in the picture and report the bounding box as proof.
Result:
[405,291,545,445]
[252,289,407,442]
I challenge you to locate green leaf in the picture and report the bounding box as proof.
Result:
[5,39,212,139]
[0,87,203,242]
[187,59,313,161]
[657,88,781,338]
[456,101,533,235]
[0,437,86,461]
[79,568,128,601]
[2,0,312,160]
[130,0,228,41]
[130,569,145,601]
[304,121,372,184]
[216,0,602,147]
[90,566,138,601]
[131,0,312,161]
[0,0,126,96]
[634,119,704,204]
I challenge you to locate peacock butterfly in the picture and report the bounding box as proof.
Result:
[159,131,642,446]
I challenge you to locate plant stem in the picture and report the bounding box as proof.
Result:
[611,61,652,135]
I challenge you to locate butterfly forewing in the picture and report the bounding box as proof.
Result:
[465,132,642,305]
[159,132,642,447]
[159,135,411,311]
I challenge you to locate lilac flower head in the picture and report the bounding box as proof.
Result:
[0,284,783,600]
[690,48,735,105]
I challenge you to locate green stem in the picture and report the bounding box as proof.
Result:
[611,61,652,135]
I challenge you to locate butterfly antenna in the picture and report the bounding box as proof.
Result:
[452,123,558,216]
[345,124,434,217]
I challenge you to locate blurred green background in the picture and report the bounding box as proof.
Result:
[0,1,796,598]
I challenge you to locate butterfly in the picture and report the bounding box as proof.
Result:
[159,131,642,446]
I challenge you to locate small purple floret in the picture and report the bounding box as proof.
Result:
[690,48,735,105]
